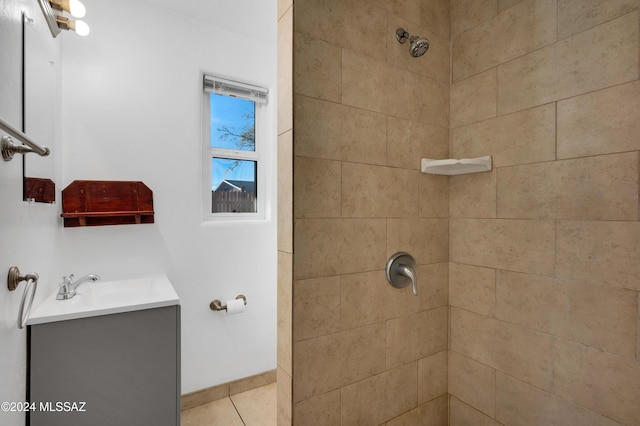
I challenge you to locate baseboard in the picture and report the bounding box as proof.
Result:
[181,369,277,411]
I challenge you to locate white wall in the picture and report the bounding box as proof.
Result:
[0,1,276,422]
[0,1,62,425]
[61,0,277,394]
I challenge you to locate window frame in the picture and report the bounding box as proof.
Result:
[202,74,268,220]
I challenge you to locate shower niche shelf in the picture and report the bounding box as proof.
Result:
[61,180,154,227]
[421,156,492,176]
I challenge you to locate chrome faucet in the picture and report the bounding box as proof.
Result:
[56,274,100,300]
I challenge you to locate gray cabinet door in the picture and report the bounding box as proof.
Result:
[29,306,180,426]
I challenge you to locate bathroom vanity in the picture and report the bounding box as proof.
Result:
[26,275,180,426]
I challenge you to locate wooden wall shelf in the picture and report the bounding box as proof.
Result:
[61,180,154,227]
[24,177,56,203]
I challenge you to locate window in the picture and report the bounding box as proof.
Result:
[203,75,268,217]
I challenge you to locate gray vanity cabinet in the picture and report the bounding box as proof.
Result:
[28,305,180,426]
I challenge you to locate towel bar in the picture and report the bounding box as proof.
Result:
[7,266,39,329]
[0,116,50,161]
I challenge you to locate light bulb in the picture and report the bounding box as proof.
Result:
[68,0,86,18]
[73,20,90,36]
[49,0,86,18]
[55,16,90,36]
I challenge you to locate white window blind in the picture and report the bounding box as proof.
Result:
[203,75,268,104]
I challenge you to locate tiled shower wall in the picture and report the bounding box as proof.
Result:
[282,0,640,424]
[449,1,640,424]
[277,0,293,424]
[291,0,451,423]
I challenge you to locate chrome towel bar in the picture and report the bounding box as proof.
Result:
[0,116,50,161]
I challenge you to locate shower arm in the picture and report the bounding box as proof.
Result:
[396,28,410,44]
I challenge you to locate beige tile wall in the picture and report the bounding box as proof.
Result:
[277,0,293,424]
[450,1,640,425]
[288,1,640,424]
[292,0,450,423]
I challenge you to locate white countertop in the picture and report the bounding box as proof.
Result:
[27,273,180,325]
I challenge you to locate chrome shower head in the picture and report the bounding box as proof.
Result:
[396,27,430,58]
[409,36,429,57]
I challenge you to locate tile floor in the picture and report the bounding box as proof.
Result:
[181,383,276,426]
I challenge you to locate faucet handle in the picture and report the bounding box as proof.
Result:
[56,275,76,300]
[385,252,418,297]
[59,275,74,292]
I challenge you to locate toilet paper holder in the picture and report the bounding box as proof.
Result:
[210,294,247,311]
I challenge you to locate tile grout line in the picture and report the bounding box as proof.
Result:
[229,396,247,426]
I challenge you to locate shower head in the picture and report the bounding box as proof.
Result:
[396,27,430,58]
[402,32,430,57]
[409,37,430,57]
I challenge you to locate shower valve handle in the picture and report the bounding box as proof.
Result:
[399,265,418,296]
[385,252,418,296]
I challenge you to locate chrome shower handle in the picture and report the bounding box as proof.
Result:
[386,252,418,296]
[399,265,418,296]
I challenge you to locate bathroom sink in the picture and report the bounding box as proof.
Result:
[26,274,179,325]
